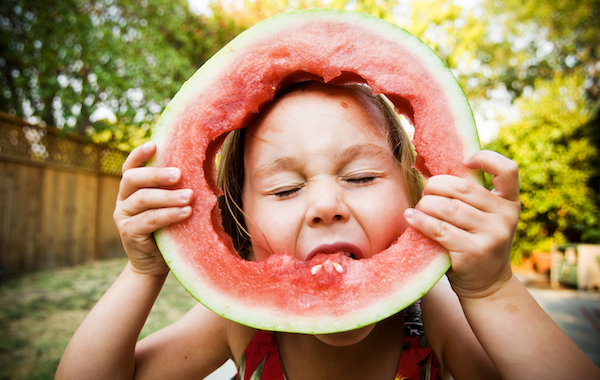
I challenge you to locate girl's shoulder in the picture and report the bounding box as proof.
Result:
[136,303,255,377]
[181,303,256,363]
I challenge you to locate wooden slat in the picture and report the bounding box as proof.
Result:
[0,161,17,274]
[75,171,99,264]
[97,175,126,260]
[21,165,43,272]
[44,168,59,270]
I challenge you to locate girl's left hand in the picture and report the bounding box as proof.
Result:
[405,150,521,299]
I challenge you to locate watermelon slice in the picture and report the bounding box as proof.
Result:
[150,9,481,334]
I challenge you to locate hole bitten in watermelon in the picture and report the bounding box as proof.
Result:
[150,9,482,334]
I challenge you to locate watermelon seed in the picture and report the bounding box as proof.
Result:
[310,261,344,275]
[310,264,322,275]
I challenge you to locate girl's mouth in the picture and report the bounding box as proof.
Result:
[307,243,364,261]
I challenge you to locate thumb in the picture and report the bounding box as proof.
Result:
[464,150,519,202]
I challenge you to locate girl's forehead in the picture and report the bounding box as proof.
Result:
[249,83,387,136]
[242,85,394,166]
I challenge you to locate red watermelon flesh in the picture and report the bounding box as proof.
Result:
[151,9,481,333]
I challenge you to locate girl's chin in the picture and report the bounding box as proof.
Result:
[313,324,376,347]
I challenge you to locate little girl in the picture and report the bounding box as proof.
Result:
[56,82,599,380]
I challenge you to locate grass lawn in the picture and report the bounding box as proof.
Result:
[0,257,198,380]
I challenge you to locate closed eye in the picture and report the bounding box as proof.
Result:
[273,187,302,198]
[346,176,377,185]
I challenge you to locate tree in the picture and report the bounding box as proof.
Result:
[461,0,600,260]
[454,0,600,103]
[0,0,234,139]
[487,72,600,260]
[0,0,478,141]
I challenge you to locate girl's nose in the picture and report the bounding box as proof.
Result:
[305,184,350,227]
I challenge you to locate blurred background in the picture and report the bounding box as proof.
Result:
[1,0,599,378]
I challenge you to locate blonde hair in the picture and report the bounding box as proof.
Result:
[217,82,423,260]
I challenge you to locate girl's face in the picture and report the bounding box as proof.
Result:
[242,84,412,263]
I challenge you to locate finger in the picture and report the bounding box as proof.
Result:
[404,208,471,252]
[117,188,194,217]
[415,194,484,232]
[117,206,193,236]
[464,150,519,202]
[423,175,496,213]
[122,141,156,172]
[118,167,182,201]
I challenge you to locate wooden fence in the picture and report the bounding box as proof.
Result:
[0,112,129,277]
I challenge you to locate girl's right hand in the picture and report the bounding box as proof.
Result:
[113,142,194,276]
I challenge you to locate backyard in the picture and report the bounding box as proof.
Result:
[0,257,198,380]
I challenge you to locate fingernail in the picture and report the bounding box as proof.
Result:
[463,153,475,165]
[168,169,179,181]
[142,141,153,152]
[180,206,192,215]
[180,190,191,201]
[404,208,415,219]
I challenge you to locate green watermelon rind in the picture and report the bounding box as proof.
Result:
[151,9,481,334]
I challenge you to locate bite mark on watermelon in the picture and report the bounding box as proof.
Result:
[150,9,482,334]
